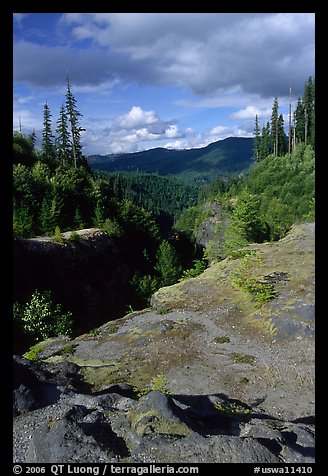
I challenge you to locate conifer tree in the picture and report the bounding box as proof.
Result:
[155,240,182,286]
[39,198,58,235]
[277,114,287,156]
[270,97,279,156]
[253,115,260,162]
[294,97,305,145]
[303,76,315,147]
[56,103,71,166]
[259,122,271,160]
[41,102,55,164]
[65,78,84,167]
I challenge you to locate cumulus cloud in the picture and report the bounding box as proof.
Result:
[115,106,159,129]
[82,105,185,155]
[15,13,314,98]
[229,106,272,120]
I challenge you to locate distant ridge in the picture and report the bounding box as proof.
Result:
[88,136,254,184]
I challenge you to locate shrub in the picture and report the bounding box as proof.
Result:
[23,343,45,361]
[214,336,231,344]
[68,230,81,242]
[134,374,171,398]
[230,253,276,303]
[13,290,73,342]
[214,401,252,421]
[179,259,207,281]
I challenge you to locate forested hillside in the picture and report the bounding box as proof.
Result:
[89,136,254,185]
[175,77,315,259]
[175,143,314,263]
[13,77,315,353]
[97,171,198,230]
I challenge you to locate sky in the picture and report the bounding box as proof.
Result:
[13,13,315,156]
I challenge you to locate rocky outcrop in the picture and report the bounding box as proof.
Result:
[13,356,314,463]
[13,223,315,463]
[13,229,130,349]
[195,200,224,248]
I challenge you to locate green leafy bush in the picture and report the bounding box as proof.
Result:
[155,240,182,287]
[134,374,171,398]
[214,401,252,421]
[13,290,73,341]
[179,259,207,281]
[230,253,276,303]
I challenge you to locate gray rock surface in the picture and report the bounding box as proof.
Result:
[13,223,315,463]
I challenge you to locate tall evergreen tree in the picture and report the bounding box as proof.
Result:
[270,97,279,156]
[259,122,271,160]
[253,115,261,162]
[41,102,55,164]
[277,114,287,156]
[303,76,315,147]
[65,78,84,168]
[155,240,182,286]
[288,87,292,154]
[56,104,71,166]
[293,77,315,149]
[29,129,37,148]
[294,97,305,145]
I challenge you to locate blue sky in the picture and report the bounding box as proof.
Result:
[13,13,315,156]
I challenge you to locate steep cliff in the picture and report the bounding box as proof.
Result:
[13,229,130,350]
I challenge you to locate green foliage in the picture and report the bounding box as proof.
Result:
[39,198,59,235]
[13,132,38,166]
[245,144,315,239]
[107,324,119,334]
[200,142,315,259]
[155,307,172,315]
[134,374,171,398]
[214,401,252,421]
[41,102,56,165]
[214,336,231,344]
[231,352,256,364]
[89,327,101,336]
[230,253,276,304]
[103,172,198,221]
[173,204,204,239]
[13,204,34,238]
[179,259,207,281]
[155,240,182,287]
[229,190,267,243]
[101,218,123,238]
[90,137,254,185]
[23,343,45,361]
[52,226,66,243]
[131,273,159,306]
[13,290,73,342]
[65,77,84,167]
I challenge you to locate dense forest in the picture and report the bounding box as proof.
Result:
[89,136,254,185]
[13,77,315,351]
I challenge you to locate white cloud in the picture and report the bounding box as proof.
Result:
[208,125,233,136]
[116,106,158,129]
[165,124,180,139]
[229,106,272,120]
[14,94,35,105]
[13,108,42,132]
[82,105,187,155]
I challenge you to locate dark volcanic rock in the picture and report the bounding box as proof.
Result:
[13,356,315,463]
[27,405,118,463]
[13,229,130,350]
